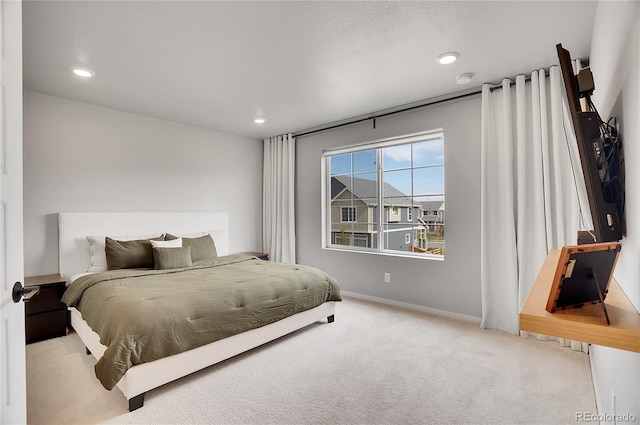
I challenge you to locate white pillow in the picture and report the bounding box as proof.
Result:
[151,238,182,248]
[86,233,164,272]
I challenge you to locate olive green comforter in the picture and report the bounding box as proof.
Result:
[62,254,341,390]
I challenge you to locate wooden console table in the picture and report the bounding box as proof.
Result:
[520,249,640,353]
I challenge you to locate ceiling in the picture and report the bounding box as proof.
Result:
[22,1,598,140]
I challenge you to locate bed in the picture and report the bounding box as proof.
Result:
[58,212,341,411]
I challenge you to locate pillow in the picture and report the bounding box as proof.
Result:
[153,246,193,270]
[105,236,164,270]
[87,233,164,272]
[69,272,93,286]
[151,238,182,248]
[165,233,217,262]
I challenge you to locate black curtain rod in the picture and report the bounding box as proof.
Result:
[294,68,556,138]
[294,90,481,138]
[488,69,553,92]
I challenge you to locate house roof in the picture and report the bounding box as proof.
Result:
[331,176,414,207]
[420,200,444,211]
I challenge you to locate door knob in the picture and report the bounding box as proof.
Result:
[12,281,40,303]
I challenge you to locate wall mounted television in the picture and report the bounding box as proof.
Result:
[556,44,624,243]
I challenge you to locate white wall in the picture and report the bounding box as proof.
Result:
[23,91,263,276]
[588,1,640,422]
[296,95,482,318]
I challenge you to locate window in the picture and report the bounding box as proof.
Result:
[333,232,368,247]
[322,130,445,258]
[341,207,356,222]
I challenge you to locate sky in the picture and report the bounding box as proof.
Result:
[330,139,444,201]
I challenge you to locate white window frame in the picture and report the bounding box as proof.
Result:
[321,129,444,260]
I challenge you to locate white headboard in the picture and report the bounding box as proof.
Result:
[58,212,229,280]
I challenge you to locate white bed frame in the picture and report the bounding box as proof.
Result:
[58,212,337,411]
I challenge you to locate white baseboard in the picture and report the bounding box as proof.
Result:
[341,290,482,324]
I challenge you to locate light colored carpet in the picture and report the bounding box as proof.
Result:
[26,297,597,425]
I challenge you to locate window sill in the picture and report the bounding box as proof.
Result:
[323,246,444,261]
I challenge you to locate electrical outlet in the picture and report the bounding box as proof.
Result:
[384,272,391,284]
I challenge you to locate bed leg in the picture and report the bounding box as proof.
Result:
[85,347,91,355]
[327,314,335,323]
[129,393,145,411]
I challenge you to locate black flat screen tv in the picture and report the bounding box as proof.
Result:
[556,44,624,243]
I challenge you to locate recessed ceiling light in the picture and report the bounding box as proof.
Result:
[71,67,95,78]
[456,73,473,85]
[436,51,460,65]
[254,118,266,124]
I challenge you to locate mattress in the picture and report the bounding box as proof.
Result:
[62,253,342,389]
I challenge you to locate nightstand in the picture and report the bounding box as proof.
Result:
[24,274,68,344]
[241,251,270,261]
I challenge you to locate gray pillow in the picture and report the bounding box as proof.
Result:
[165,233,217,262]
[153,246,193,270]
[105,236,164,270]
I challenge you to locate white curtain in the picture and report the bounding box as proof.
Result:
[263,133,296,264]
[480,65,592,350]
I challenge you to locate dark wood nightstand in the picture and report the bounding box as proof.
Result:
[24,274,68,344]
[241,251,270,261]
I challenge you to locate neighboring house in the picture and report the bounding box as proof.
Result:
[420,200,445,223]
[420,200,445,237]
[330,175,428,252]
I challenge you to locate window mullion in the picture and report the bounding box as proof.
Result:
[377,148,384,252]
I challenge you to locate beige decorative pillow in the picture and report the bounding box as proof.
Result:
[153,246,193,270]
[105,236,164,270]
[165,233,217,262]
